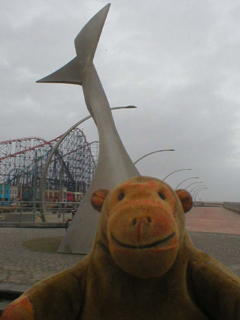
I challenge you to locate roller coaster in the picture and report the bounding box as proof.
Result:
[0,128,98,200]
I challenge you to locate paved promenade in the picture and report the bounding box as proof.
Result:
[0,206,240,295]
[185,207,240,277]
[186,206,240,234]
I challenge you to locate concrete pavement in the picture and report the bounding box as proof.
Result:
[186,206,240,234]
[0,228,82,288]
[0,206,240,311]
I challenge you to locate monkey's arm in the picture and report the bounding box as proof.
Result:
[1,257,89,320]
[188,250,240,319]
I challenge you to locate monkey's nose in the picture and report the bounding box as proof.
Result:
[132,217,152,226]
[132,217,152,243]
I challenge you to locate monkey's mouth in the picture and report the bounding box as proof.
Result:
[111,232,176,250]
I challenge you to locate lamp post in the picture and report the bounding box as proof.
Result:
[194,188,207,202]
[134,149,175,165]
[163,169,191,182]
[185,181,203,190]
[175,177,199,189]
[189,185,205,194]
[192,187,207,199]
[39,105,136,212]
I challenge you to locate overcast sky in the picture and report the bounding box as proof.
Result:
[1,0,240,201]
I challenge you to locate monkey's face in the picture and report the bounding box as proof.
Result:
[91,177,192,279]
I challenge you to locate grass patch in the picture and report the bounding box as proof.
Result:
[22,237,64,253]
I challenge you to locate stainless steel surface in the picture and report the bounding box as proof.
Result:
[175,177,199,189]
[189,185,206,194]
[38,106,135,213]
[134,149,175,165]
[162,168,192,182]
[194,188,208,201]
[185,181,203,190]
[192,187,207,199]
[37,5,139,253]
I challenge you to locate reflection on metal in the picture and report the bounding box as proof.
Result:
[37,5,139,253]
[134,149,175,165]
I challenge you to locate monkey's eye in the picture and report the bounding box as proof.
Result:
[118,192,125,201]
[158,192,165,200]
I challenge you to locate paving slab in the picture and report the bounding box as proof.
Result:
[0,228,84,289]
[186,206,240,234]
[0,206,239,297]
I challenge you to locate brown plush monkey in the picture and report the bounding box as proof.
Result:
[2,176,240,319]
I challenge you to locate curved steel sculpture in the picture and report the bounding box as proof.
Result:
[185,181,203,190]
[39,105,136,212]
[194,188,207,201]
[175,177,199,189]
[189,185,206,194]
[134,149,175,165]
[163,169,191,182]
[37,4,139,253]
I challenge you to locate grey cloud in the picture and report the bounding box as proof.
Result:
[1,0,240,201]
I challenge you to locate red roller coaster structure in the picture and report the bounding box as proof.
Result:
[0,129,98,200]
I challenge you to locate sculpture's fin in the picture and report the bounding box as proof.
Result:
[36,4,111,85]
[36,57,81,84]
[74,4,110,63]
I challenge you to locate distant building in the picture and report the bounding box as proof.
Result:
[0,183,11,201]
[0,184,83,203]
[73,192,84,202]
[45,187,67,202]
[10,186,18,201]
[45,188,83,202]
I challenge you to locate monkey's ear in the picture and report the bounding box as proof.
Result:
[175,189,193,213]
[91,189,109,212]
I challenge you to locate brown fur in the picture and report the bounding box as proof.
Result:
[2,176,240,319]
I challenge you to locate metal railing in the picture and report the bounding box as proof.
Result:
[0,201,81,223]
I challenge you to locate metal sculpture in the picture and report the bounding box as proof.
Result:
[39,106,136,213]
[193,188,207,201]
[175,177,199,189]
[163,169,192,182]
[37,4,139,253]
[134,149,175,165]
